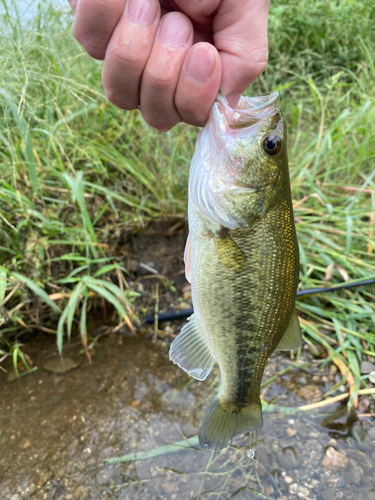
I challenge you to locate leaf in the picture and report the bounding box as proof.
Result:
[66,281,85,340]
[346,214,353,255]
[0,266,7,304]
[57,304,69,355]
[83,277,127,319]
[93,264,126,278]
[11,272,61,313]
[0,89,38,193]
[105,436,200,464]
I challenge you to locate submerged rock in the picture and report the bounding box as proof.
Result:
[346,449,374,472]
[297,385,322,402]
[344,465,364,486]
[43,357,77,373]
[348,422,370,448]
[320,406,357,432]
[322,446,348,471]
[276,447,299,469]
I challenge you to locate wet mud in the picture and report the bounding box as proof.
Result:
[1,327,375,500]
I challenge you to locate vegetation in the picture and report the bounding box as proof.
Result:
[0,0,374,408]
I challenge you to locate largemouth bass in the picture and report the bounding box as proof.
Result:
[170,92,301,451]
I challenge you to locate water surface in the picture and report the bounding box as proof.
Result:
[1,326,374,500]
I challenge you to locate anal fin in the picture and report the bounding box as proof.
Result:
[276,309,302,351]
[169,314,215,380]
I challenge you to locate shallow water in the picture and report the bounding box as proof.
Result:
[1,328,375,500]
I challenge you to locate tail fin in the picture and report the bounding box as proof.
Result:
[199,398,263,451]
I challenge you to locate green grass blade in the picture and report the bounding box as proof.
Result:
[105,436,200,464]
[0,266,7,303]
[66,281,85,340]
[11,272,61,313]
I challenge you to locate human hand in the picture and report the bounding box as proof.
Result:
[68,0,270,131]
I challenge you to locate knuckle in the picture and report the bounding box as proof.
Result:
[73,0,123,59]
[105,90,137,111]
[108,48,145,72]
[144,70,175,93]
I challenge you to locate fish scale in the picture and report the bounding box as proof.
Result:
[169,92,301,451]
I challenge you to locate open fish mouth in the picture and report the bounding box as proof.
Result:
[215,92,280,130]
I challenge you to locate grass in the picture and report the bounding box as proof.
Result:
[0,0,374,408]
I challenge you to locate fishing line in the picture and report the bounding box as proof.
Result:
[145,278,375,324]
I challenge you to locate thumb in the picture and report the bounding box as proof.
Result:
[213,0,270,106]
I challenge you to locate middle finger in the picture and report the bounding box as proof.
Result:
[140,11,193,131]
[102,0,161,110]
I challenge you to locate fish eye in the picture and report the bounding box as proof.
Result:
[262,135,282,156]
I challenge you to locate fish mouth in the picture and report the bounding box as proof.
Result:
[215,92,280,130]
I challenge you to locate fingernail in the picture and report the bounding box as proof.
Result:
[185,44,215,84]
[158,13,191,47]
[127,0,158,27]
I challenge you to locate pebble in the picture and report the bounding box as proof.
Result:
[336,478,346,488]
[176,301,192,310]
[73,486,90,499]
[321,487,335,500]
[297,385,322,402]
[286,427,297,437]
[24,483,37,495]
[299,487,310,497]
[289,483,299,495]
[181,284,191,300]
[37,470,53,486]
[19,438,32,450]
[284,476,293,484]
[344,465,364,486]
[360,360,375,374]
[322,447,348,471]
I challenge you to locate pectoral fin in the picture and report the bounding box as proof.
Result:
[213,233,247,272]
[169,314,215,380]
[276,309,302,351]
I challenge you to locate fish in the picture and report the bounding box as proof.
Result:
[169,92,301,451]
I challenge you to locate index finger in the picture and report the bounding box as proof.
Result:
[73,0,126,60]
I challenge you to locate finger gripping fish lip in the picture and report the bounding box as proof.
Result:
[215,91,280,130]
